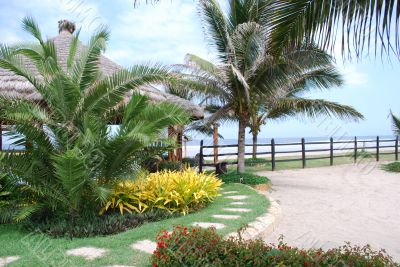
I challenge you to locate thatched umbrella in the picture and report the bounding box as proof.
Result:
[0,20,203,155]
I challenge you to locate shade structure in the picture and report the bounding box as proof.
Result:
[0,20,204,119]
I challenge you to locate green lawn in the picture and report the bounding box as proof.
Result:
[0,183,269,267]
[219,152,399,172]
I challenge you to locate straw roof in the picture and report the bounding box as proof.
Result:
[0,20,204,119]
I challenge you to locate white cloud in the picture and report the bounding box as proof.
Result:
[336,64,368,86]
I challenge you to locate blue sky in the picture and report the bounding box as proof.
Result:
[0,0,399,140]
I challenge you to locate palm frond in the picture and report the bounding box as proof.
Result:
[267,0,400,59]
[390,112,400,135]
[267,98,364,121]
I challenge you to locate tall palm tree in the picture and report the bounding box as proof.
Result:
[247,52,363,158]
[178,1,362,172]
[0,17,188,222]
[135,0,400,59]
[390,111,400,135]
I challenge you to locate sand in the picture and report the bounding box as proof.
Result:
[258,162,400,262]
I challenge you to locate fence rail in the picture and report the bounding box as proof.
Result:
[198,136,399,172]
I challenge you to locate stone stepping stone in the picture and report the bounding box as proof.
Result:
[224,195,249,200]
[223,208,252,213]
[212,214,241,219]
[0,256,20,267]
[192,222,225,229]
[131,240,157,254]
[230,201,246,205]
[222,191,239,195]
[66,247,108,260]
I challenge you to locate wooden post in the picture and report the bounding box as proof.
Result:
[396,136,399,161]
[213,123,219,164]
[176,126,183,161]
[301,138,306,168]
[330,137,334,166]
[271,138,276,171]
[0,122,2,151]
[168,126,175,161]
[354,136,357,163]
[376,136,380,162]
[199,140,204,173]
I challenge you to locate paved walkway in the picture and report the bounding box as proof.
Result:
[258,162,400,262]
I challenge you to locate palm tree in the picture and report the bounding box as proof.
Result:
[177,1,362,172]
[135,0,400,59]
[247,52,363,158]
[390,111,400,135]
[0,17,188,222]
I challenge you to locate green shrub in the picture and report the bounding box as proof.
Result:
[158,161,184,171]
[182,157,199,168]
[0,17,188,223]
[382,162,400,172]
[23,210,177,238]
[218,171,269,185]
[152,226,399,267]
[245,157,270,166]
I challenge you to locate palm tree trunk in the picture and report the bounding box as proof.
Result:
[252,130,258,159]
[237,117,246,173]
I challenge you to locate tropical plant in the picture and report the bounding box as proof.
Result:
[176,1,362,172]
[100,168,222,215]
[152,226,399,267]
[390,111,400,135]
[136,0,400,59]
[247,53,364,158]
[0,17,189,223]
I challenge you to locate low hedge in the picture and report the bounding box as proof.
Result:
[382,162,400,173]
[152,226,399,267]
[23,209,177,238]
[218,171,269,185]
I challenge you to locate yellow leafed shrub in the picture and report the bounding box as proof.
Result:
[100,168,222,215]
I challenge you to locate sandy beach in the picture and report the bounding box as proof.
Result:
[258,163,400,262]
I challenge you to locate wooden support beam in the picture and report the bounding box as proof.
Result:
[168,126,175,161]
[213,123,219,164]
[176,126,183,161]
[0,122,2,151]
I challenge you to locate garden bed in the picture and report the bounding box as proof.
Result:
[0,183,269,267]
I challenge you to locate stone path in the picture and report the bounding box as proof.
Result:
[66,247,108,260]
[224,195,249,200]
[192,222,226,229]
[223,207,251,212]
[0,256,20,267]
[131,240,157,254]
[222,191,239,195]
[230,201,246,205]
[212,214,241,219]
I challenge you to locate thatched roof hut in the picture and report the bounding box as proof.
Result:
[0,20,204,119]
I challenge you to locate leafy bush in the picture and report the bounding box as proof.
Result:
[152,226,399,267]
[158,161,184,171]
[23,210,176,238]
[382,162,400,172]
[218,171,269,185]
[182,157,199,168]
[245,157,270,166]
[0,17,188,223]
[101,168,222,215]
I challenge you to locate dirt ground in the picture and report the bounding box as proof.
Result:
[258,162,400,262]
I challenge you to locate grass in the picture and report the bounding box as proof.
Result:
[218,171,270,185]
[382,161,400,172]
[215,153,399,173]
[0,183,269,267]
